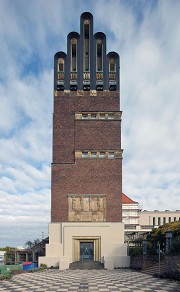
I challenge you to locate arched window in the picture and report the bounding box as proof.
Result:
[83,19,90,72]
[109,57,116,72]
[109,57,116,82]
[71,38,77,72]
[57,58,64,81]
[57,58,64,72]
[96,39,103,72]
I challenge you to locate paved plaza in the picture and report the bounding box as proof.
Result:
[0,269,179,292]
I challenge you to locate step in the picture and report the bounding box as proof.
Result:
[69,260,104,270]
[141,262,167,275]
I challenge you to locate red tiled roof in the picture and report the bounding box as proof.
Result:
[122,193,138,204]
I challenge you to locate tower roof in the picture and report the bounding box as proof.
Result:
[122,193,138,204]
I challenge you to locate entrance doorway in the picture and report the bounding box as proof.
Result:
[80,242,94,260]
[72,237,101,262]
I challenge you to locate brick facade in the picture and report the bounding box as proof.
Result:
[51,90,122,222]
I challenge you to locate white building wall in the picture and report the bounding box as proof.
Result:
[139,210,180,227]
[39,222,130,270]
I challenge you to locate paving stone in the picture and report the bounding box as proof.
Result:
[0,269,179,291]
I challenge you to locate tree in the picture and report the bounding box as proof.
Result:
[25,239,41,249]
[147,221,180,253]
[25,240,34,249]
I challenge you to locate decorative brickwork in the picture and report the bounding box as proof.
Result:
[51,90,122,223]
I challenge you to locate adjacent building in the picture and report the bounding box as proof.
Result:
[122,193,180,240]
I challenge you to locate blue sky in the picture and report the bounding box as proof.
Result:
[0,0,180,247]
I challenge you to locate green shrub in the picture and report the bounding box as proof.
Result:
[129,247,142,256]
[39,263,47,269]
[0,274,12,281]
[162,269,180,281]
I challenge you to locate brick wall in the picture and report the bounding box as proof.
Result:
[51,90,122,222]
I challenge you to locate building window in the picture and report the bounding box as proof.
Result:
[82,151,89,158]
[82,114,89,119]
[109,57,116,72]
[174,217,176,222]
[158,217,161,226]
[169,217,171,223]
[153,217,155,226]
[99,114,106,119]
[58,58,64,72]
[78,150,116,159]
[96,39,103,72]
[75,112,120,120]
[108,152,114,159]
[108,114,114,120]
[71,38,77,73]
[91,152,97,158]
[163,217,166,224]
[83,19,90,72]
[90,114,97,119]
[99,152,106,158]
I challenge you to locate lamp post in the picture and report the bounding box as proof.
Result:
[157,242,161,275]
[165,229,172,253]
[143,239,147,255]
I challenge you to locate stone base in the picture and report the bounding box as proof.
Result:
[39,222,130,270]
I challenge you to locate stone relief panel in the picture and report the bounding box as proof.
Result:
[68,195,106,222]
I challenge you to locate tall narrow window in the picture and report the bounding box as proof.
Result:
[71,38,77,72]
[96,39,103,72]
[84,19,90,72]
[57,58,64,81]
[57,58,64,72]
[109,58,116,72]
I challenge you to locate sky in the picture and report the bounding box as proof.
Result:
[0,0,180,247]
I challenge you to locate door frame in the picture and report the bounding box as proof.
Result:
[72,236,101,262]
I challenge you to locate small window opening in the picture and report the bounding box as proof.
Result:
[58,58,64,72]
[99,152,106,158]
[108,114,114,120]
[91,152,97,158]
[82,151,89,158]
[90,114,97,119]
[82,114,89,119]
[108,152,115,159]
[99,114,106,119]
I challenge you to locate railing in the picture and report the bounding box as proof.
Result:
[124,224,154,230]
[141,225,154,229]
[96,72,103,80]
[70,72,78,80]
[125,225,137,230]
[83,72,90,80]
[57,72,64,79]
[109,72,116,80]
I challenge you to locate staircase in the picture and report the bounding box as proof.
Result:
[141,259,167,275]
[69,259,104,270]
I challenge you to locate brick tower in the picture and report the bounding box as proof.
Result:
[39,12,130,270]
